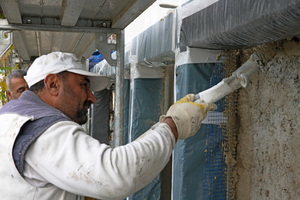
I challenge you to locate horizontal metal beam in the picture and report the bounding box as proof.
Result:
[22,16,111,28]
[0,23,121,34]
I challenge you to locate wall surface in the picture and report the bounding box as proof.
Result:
[234,37,300,199]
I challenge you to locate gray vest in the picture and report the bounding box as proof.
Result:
[0,90,70,176]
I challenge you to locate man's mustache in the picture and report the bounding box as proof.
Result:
[83,100,93,109]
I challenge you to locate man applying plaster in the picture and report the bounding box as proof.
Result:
[6,69,28,100]
[0,52,216,199]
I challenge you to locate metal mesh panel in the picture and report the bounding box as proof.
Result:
[203,63,227,199]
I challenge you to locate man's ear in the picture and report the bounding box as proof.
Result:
[6,90,12,100]
[44,74,59,96]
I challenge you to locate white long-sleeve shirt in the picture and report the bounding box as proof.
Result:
[22,120,175,199]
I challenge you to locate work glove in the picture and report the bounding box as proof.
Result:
[159,94,217,140]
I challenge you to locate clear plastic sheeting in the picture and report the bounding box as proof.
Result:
[128,78,164,141]
[122,11,176,199]
[129,11,176,67]
[173,63,214,200]
[179,0,300,51]
[128,65,164,200]
[90,51,116,76]
[91,51,131,90]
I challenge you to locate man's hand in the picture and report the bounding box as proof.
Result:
[160,94,217,140]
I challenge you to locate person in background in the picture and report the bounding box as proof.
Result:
[0,52,216,200]
[6,69,28,100]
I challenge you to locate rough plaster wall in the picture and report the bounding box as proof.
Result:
[235,38,300,200]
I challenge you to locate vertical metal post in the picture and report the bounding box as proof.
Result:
[113,30,124,147]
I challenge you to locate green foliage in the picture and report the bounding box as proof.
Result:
[0,90,6,103]
[0,45,15,105]
[0,66,12,72]
[0,14,6,19]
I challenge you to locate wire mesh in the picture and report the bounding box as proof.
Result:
[203,63,227,199]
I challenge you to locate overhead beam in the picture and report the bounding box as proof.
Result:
[0,0,22,23]
[112,0,155,29]
[22,16,110,28]
[81,0,106,19]
[60,0,87,26]
[0,23,121,34]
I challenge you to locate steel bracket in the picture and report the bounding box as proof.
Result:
[95,33,117,66]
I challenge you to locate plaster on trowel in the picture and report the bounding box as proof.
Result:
[194,53,265,104]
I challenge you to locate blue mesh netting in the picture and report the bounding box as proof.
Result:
[203,63,227,199]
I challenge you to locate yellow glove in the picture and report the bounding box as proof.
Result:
[160,94,217,140]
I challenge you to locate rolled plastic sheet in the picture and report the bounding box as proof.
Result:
[129,11,176,67]
[175,47,222,66]
[179,0,300,51]
[131,63,164,79]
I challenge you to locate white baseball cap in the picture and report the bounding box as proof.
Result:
[24,52,109,91]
